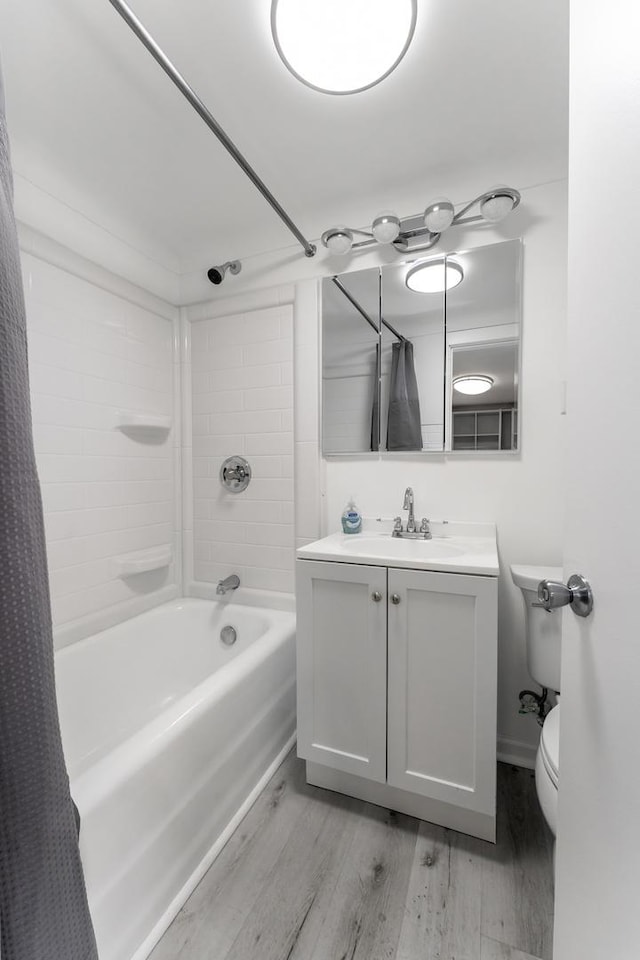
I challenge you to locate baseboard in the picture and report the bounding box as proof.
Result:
[129,731,297,960]
[497,735,538,770]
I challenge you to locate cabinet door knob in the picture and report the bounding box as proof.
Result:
[372,591,382,602]
[391,593,401,605]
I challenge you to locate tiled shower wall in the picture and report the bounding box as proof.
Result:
[23,249,179,643]
[189,303,295,594]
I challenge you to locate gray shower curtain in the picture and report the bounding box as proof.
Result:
[387,340,423,451]
[0,65,98,960]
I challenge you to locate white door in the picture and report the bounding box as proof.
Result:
[295,559,388,782]
[554,4,640,957]
[387,568,497,817]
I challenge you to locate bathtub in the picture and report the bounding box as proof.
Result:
[55,597,296,960]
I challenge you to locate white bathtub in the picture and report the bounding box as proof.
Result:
[55,597,296,960]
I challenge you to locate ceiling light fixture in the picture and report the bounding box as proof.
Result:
[453,375,494,396]
[406,259,464,294]
[271,0,417,95]
[320,186,521,257]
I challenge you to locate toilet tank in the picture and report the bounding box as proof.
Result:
[510,564,563,692]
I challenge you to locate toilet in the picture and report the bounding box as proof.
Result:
[510,564,562,836]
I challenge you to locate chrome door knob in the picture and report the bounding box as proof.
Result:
[534,574,593,618]
[391,594,401,605]
[372,591,382,602]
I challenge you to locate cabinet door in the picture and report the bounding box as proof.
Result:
[387,568,497,815]
[296,559,387,782]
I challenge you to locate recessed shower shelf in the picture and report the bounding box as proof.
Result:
[116,411,172,440]
[114,545,172,578]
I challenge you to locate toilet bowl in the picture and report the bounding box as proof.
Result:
[511,563,563,837]
[535,702,559,834]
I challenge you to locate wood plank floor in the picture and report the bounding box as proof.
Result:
[150,753,554,960]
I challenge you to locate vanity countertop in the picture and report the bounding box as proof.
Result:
[297,519,499,577]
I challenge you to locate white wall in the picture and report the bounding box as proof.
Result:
[185,296,295,595]
[21,227,180,648]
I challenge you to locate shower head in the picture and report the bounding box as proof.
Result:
[207,260,242,285]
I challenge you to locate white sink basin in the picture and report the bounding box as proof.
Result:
[297,521,499,576]
[344,536,465,560]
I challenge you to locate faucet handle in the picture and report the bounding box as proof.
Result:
[419,518,432,539]
[393,516,403,534]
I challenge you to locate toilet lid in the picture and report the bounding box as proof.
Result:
[540,704,560,788]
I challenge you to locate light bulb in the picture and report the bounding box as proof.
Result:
[321,227,354,256]
[271,0,417,95]
[479,188,519,223]
[372,212,401,244]
[424,198,455,233]
[453,376,494,395]
[406,259,464,293]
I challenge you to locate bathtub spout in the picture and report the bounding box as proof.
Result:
[216,574,240,596]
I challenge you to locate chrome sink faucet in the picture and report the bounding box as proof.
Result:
[217,574,240,595]
[392,488,432,540]
[404,487,416,533]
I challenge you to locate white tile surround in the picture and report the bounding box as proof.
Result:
[21,235,180,647]
[186,300,295,595]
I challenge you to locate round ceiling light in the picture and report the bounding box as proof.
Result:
[405,259,464,294]
[271,0,417,95]
[453,376,494,396]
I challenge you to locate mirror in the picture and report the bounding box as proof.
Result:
[446,241,521,452]
[380,262,445,452]
[322,268,380,455]
[321,239,522,455]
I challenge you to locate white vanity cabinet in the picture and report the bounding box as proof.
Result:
[296,560,387,782]
[296,556,498,841]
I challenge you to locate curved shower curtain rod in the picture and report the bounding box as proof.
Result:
[107,0,317,258]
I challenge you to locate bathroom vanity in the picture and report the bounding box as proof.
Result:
[296,521,499,841]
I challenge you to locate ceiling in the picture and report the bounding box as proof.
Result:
[0,0,568,274]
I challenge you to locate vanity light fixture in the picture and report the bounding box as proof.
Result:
[406,259,464,294]
[321,186,521,257]
[371,212,401,244]
[453,375,494,396]
[271,0,417,95]
[321,227,355,256]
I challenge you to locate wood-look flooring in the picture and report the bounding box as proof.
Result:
[150,753,554,960]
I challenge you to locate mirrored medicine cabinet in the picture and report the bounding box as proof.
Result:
[321,238,522,456]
